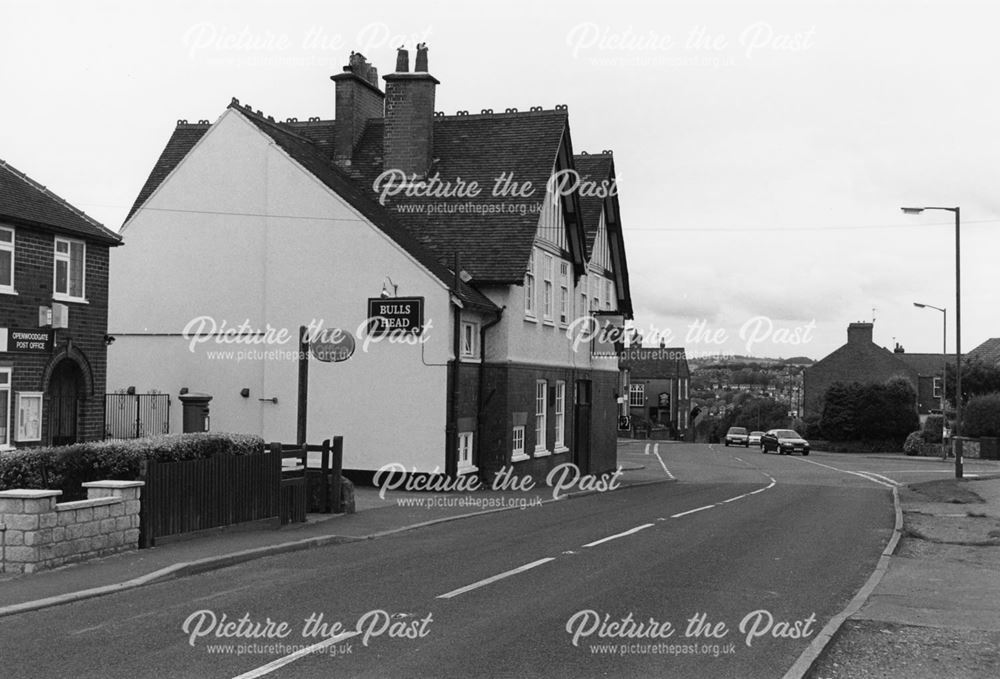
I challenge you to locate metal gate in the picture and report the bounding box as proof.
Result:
[105,393,171,439]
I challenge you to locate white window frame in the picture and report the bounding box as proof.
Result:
[534,379,549,455]
[524,248,536,319]
[542,253,554,323]
[579,274,588,319]
[15,391,43,443]
[461,320,479,359]
[933,377,942,399]
[590,274,600,311]
[554,381,567,451]
[559,261,570,326]
[604,278,613,310]
[629,383,645,408]
[457,431,476,473]
[53,236,86,301]
[511,425,528,462]
[0,368,11,449]
[0,226,15,295]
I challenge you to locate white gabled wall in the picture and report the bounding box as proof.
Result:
[109,110,453,472]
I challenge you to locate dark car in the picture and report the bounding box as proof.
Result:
[724,426,749,447]
[761,429,810,455]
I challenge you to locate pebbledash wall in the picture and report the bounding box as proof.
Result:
[0,481,142,573]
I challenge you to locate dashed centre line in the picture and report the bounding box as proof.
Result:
[582,523,655,548]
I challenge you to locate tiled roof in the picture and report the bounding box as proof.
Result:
[0,158,121,245]
[124,100,631,312]
[620,347,690,378]
[347,112,570,283]
[967,338,1000,366]
[894,352,951,376]
[231,105,498,311]
[125,122,211,223]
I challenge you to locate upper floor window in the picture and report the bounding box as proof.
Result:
[559,262,570,326]
[524,249,536,318]
[461,321,479,359]
[0,368,10,449]
[54,237,86,301]
[542,253,554,323]
[629,383,645,407]
[0,226,14,294]
[604,278,614,310]
[933,377,942,399]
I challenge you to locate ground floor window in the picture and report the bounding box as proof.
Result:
[554,381,566,450]
[16,391,43,442]
[535,380,548,453]
[629,383,645,407]
[512,425,526,460]
[458,431,475,472]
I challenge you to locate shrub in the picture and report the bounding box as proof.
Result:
[0,433,265,499]
[819,379,918,444]
[963,392,1000,438]
[922,415,944,443]
[904,431,924,456]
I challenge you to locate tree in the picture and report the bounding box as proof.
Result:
[945,358,1000,405]
[963,392,1000,438]
[819,379,918,442]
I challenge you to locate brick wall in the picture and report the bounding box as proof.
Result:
[0,481,142,574]
[2,226,111,445]
[382,74,437,177]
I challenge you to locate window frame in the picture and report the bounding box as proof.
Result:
[0,226,14,294]
[554,380,566,451]
[534,379,548,454]
[542,253,554,323]
[461,320,479,359]
[629,383,645,408]
[511,425,527,461]
[457,431,476,473]
[559,261,570,326]
[524,248,536,319]
[933,376,942,399]
[53,236,87,301]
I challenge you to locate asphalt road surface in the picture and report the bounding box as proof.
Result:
[0,443,906,679]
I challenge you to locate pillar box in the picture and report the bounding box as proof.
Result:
[179,392,212,433]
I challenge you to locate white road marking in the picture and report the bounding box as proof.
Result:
[653,449,674,479]
[644,443,651,455]
[790,457,897,489]
[232,630,360,679]
[671,504,715,518]
[857,471,901,487]
[653,443,660,457]
[583,523,655,548]
[436,558,556,599]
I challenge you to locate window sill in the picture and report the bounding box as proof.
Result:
[524,315,538,324]
[542,319,556,327]
[53,294,88,305]
[457,464,479,475]
[0,289,17,296]
[510,453,530,463]
[553,446,569,454]
[534,448,551,458]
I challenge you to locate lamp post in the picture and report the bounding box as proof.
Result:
[913,302,947,443]
[902,206,962,478]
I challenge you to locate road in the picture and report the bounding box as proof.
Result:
[0,443,915,678]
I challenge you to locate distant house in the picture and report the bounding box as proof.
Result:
[1,159,122,449]
[108,47,632,480]
[803,322,950,421]
[619,346,691,438]
[967,338,1000,367]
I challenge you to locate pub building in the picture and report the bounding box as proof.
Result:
[0,159,121,449]
[109,46,632,482]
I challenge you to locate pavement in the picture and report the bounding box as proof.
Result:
[807,470,1000,679]
[0,449,671,617]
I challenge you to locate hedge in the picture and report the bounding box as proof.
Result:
[963,392,1000,438]
[0,433,265,499]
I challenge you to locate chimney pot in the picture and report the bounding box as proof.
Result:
[395,46,410,73]
[331,51,385,167]
[415,43,429,72]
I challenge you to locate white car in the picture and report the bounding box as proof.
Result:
[748,431,764,446]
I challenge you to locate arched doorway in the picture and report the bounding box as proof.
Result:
[49,359,83,446]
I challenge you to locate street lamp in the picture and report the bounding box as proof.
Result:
[902,206,962,478]
[913,301,947,439]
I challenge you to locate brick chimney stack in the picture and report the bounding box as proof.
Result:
[382,43,439,178]
[847,322,874,345]
[331,52,384,168]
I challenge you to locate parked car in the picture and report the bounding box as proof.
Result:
[748,431,765,446]
[724,426,749,447]
[761,429,810,455]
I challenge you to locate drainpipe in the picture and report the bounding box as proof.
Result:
[477,306,505,478]
[446,254,462,477]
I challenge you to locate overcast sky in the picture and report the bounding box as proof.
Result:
[2,0,997,360]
